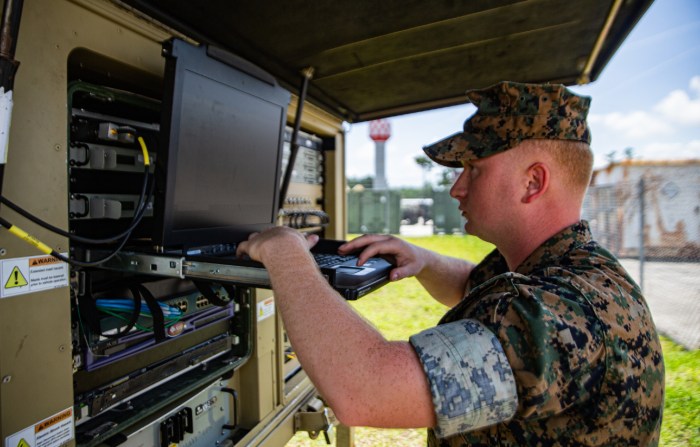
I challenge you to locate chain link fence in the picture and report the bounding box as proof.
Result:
[583,161,700,350]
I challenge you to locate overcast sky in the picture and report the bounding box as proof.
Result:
[345,0,700,188]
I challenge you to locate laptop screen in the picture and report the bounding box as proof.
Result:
[154,39,290,251]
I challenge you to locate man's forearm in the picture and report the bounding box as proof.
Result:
[415,248,474,308]
[259,238,435,428]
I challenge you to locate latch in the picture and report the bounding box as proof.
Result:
[294,397,337,444]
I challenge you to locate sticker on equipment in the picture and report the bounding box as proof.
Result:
[1,254,69,298]
[5,407,74,447]
[257,297,275,321]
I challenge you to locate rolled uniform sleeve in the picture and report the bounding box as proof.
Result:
[409,319,518,438]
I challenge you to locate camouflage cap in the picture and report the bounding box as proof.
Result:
[423,81,592,167]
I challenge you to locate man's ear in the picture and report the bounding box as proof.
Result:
[522,162,549,203]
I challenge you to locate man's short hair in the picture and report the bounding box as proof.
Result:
[519,138,594,193]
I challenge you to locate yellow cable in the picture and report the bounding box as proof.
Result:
[7,225,53,254]
[137,136,150,166]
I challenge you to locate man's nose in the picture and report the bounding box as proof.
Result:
[450,169,467,199]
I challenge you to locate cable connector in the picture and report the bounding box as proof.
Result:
[301,66,315,80]
[138,136,150,166]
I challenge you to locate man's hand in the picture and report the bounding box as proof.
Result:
[236,226,319,263]
[338,234,428,282]
[341,234,474,307]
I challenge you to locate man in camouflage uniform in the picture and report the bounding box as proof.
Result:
[237,82,664,446]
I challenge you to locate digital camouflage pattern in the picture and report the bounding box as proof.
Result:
[423,81,592,167]
[410,319,518,437]
[428,221,664,446]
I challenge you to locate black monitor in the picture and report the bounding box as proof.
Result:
[154,39,290,251]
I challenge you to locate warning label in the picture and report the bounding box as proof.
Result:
[5,407,74,447]
[257,296,275,322]
[1,254,69,299]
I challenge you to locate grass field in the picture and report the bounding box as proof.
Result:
[288,235,699,446]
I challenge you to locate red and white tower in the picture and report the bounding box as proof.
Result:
[369,119,391,190]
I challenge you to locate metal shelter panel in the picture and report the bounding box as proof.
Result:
[119,0,654,121]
